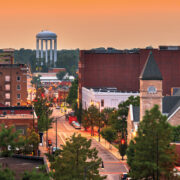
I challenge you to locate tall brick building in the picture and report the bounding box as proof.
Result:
[0,64,27,106]
[79,47,180,101]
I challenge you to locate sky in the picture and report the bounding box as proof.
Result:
[0,0,180,50]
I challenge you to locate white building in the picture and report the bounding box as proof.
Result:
[82,87,139,111]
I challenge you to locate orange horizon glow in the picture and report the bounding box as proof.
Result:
[0,0,180,50]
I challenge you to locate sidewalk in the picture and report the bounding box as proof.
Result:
[79,128,127,164]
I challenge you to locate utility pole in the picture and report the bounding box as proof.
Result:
[56,117,57,149]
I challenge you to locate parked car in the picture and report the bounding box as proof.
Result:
[52,147,60,154]
[71,121,81,129]
[120,173,128,180]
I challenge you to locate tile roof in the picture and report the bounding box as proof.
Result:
[140,51,163,80]
[163,96,180,114]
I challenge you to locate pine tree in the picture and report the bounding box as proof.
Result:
[127,105,177,179]
[51,134,106,180]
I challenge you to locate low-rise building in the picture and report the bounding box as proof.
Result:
[0,106,37,134]
[82,87,139,111]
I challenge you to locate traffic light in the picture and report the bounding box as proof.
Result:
[121,139,125,145]
[48,140,52,146]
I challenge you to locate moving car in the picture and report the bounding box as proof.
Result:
[56,106,60,109]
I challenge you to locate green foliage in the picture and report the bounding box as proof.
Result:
[101,108,114,126]
[171,125,180,142]
[82,105,100,136]
[14,49,79,75]
[33,88,53,132]
[0,165,15,180]
[101,127,117,145]
[110,96,140,138]
[118,142,127,160]
[24,129,40,155]
[0,124,21,156]
[127,105,177,179]
[66,78,78,106]
[22,166,50,180]
[56,71,66,80]
[31,75,41,88]
[51,134,106,180]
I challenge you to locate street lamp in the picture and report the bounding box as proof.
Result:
[84,161,104,180]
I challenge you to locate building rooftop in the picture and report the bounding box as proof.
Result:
[139,52,163,80]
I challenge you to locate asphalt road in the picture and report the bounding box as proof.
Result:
[48,108,128,180]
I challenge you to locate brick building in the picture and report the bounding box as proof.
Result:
[0,64,28,106]
[79,47,180,101]
[0,106,37,134]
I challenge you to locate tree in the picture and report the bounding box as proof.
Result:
[0,124,21,156]
[51,134,106,180]
[0,165,15,180]
[66,78,78,106]
[110,96,140,140]
[85,105,99,136]
[127,105,177,179]
[56,71,66,80]
[101,127,117,149]
[25,129,40,155]
[33,88,53,132]
[171,125,180,142]
[101,108,114,126]
[22,166,50,180]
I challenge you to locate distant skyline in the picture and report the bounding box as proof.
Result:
[0,0,180,50]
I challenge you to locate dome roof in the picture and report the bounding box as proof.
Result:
[36,30,57,39]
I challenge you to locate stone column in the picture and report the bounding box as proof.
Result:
[41,39,43,58]
[45,39,48,64]
[50,39,53,61]
[36,38,39,58]
[54,38,57,67]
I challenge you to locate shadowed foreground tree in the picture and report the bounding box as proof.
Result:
[127,105,177,179]
[51,134,106,180]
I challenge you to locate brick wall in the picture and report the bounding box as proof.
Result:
[79,49,180,101]
[0,65,27,106]
[140,80,162,121]
[168,109,180,126]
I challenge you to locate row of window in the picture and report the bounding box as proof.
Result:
[4,102,21,106]
[5,76,21,82]
[5,93,21,99]
[5,84,21,91]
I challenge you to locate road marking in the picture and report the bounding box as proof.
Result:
[100,172,123,175]
[104,161,124,164]
[58,132,66,145]
[63,121,74,131]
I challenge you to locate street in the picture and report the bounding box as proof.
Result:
[46,108,128,180]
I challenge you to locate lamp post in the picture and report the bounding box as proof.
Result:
[84,161,104,180]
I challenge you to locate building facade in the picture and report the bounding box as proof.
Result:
[0,64,28,106]
[82,87,139,111]
[0,106,37,134]
[79,47,180,102]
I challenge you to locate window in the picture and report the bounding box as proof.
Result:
[17,94,20,99]
[5,75,10,82]
[5,93,10,99]
[5,102,10,106]
[17,102,20,106]
[101,99,104,107]
[17,85,21,90]
[17,76,21,81]
[5,84,10,91]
